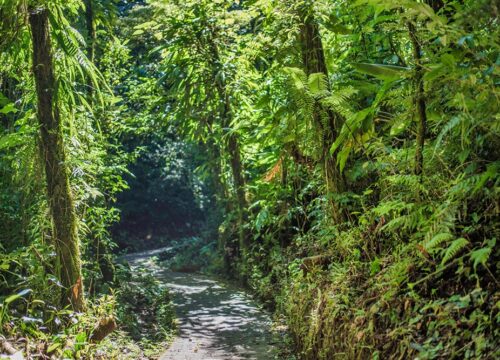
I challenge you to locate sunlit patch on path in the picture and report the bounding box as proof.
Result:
[125,249,277,360]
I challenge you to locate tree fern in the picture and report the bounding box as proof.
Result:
[308,72,329,95]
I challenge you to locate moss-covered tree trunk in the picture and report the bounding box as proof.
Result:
[408,21,427,179]
[29,7,85,311]
[298,5,346,223]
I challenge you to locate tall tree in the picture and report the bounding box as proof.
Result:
[408,20,427,179]
[297,2,346,222]
[84,0,96,63]
[29,7,84,311]
[206,25,250,252]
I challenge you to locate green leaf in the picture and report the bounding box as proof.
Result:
[424,232,453,251]
[352,63,409,81]
[424,64,446,82]
[47,342,62,353]
[308,73,328,94]
[284,67,307,91]
[322,14,351,34]
[134,21,158,30]
[0,103,17,114]
[406,2,444,25]
[255,208,269,232]
[473,163,499,194]
[433,116,461,156]
[442,238,469,265]
[470,247,491,270]
[440,54,456,68]
[390,116,411,136]
[0,133,24,150]
[330,108,372,154]
[370,258,381,276]
[4,289,31,305]
[337,145,352,173]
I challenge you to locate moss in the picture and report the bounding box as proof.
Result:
[29,8,84,311]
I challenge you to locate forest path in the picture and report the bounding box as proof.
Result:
[124,248,278,360]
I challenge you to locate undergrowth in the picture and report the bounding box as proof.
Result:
[237,151,500,359]
[0,246,175,359]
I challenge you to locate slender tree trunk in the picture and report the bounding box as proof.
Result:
[207,34,249,252]
[205,137,233,266]
[84,0,95,63]
[207,139,225,204]
[29,8,84,311]
[221,93,248,251]
[298,5,346,222]
[408,21,427,179]
[204,115,227,205]
[407,0,444,179]
[84,0,96,101]
[227,132,249,248]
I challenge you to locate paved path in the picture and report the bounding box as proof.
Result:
[125,249,278,360]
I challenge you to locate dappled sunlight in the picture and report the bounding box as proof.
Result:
[126,251,277,360]
[1,0,497,358]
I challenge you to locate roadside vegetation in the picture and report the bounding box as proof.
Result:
[1,0,498,359]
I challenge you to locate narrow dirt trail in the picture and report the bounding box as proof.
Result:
[125,249,278,360]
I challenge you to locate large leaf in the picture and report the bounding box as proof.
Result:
[442,238,469,265]
[284,67,307,91]
[4,289,31,305]
[470,247,491,271]
[308,73,328,95]
[0,133,23,151]
[322,14,351,34]
[330,108,372,155]
[353,63,409,81]
[337,145,352,173]
[0,103,17,114]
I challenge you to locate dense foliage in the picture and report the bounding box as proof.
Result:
[1,0,499,359]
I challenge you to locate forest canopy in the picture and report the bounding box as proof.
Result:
[0,0,499,359]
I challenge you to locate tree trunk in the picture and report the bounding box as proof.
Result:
[220,89,248,251]
[204,115,228,205]
[94,236,115,284]
[227,131,249,249]
[408,21,427,179]
[84,0,96,101]
[84,0,95,63]
[207,34,249,252]
[29,7,85,311]
[298,5,346,222]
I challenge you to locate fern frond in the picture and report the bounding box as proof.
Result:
[386,174,428,195]
[284,67,307,91]
[441,238,468,265]
[470,247,491,270]
[308,72,329,95]
[424,232,453,251]
[433,115,462,156]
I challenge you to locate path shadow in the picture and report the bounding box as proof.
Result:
[124,250,277,359]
